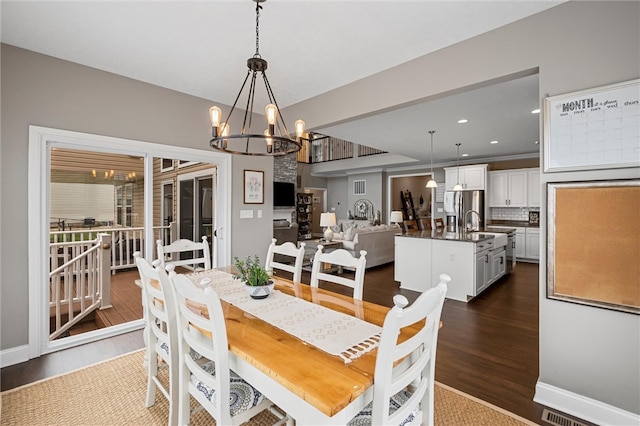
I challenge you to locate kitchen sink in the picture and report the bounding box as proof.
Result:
[474,232,508,247]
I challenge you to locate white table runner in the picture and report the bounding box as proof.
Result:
[187,270,381,363]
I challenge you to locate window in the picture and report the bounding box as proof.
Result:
[161,158,173,172]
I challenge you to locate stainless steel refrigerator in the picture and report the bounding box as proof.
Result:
[443,190,485,231]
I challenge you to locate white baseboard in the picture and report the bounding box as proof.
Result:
[535,380,640,426]
[0,345,29,368]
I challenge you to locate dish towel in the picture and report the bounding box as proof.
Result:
[187,270,382,363]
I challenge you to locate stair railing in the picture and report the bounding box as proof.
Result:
[49,233,112,340]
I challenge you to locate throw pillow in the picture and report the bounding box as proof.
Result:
[344,226,356,241]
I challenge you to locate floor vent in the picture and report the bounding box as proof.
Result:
[542,409,588,426]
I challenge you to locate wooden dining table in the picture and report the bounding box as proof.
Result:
[194,266,417,425]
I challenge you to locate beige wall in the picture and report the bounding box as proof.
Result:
[284,1,640,418]
[1,44,275,351]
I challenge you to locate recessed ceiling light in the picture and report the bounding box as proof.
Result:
[531,108,540,114]
[462,153,469,157]
[457,119,468,124]
[490,140,499,144]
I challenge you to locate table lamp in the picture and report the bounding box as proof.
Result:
[390,211,403,225]
[320,212,337,242]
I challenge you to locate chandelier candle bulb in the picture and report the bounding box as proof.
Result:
[295,119,306,139]
[264,129,273,153]
[209,106,222,135]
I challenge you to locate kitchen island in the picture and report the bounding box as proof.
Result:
[395,227,515,302]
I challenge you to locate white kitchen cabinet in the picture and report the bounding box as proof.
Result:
[488,170,527,207]
[525,228,540,260]
[491,248,506,282]
[394,235,431,287]
[515,227,526,259]
[444,164,488,191]
[527,169,540,207]
[475,249,491,295]
[395,235,504,302]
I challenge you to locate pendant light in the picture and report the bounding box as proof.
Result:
[453,143,463,191]
[425,130,437,188]
[208,0,305,156]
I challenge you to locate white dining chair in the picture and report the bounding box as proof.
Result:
[347,274,449,426]
[168,270,289,426]
[265,238,306,283]
[135,253,179,426]
[310,246,367,300]
[156,236,211,271]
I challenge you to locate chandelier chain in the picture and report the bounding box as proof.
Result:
[255,1,262,58]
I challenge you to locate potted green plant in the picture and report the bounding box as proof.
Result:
[233,255,274,299]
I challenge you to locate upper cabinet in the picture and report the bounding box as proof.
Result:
[444,164,487,191]
[488,168,539,208]
[488,170,527,207]
[527,169,540,207]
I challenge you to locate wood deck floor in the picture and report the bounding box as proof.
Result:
[65,269,142,335]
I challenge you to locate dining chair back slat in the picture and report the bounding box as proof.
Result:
[310,247,367,300]
[265,238,306,283]
[157,236,211,271]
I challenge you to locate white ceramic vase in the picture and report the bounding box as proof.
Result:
[244,281,274,299]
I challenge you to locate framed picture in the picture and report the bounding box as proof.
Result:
[244,170,264,204]
[543,79,640,172]
[547,179,640,314]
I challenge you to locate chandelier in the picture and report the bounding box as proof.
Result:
[209,0,305,156]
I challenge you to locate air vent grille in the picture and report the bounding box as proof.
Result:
[353,180,366,195]
[542,409,589,426]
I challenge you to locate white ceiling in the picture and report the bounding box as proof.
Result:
[1,1,565,163]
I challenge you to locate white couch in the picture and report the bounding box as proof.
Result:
[332,223,401,268]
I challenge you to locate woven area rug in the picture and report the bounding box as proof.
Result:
[1,350,536,425]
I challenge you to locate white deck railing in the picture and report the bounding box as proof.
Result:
[50,223,176,272]
[49,233,112,340]
[48,223,176,339]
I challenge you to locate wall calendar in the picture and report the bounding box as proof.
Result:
[543,79,639,172]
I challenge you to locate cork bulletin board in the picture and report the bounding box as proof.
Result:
[547,180,640,314]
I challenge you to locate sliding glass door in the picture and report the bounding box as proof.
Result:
[178,170,215,266]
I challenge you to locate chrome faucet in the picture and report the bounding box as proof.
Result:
[464,209,482,231]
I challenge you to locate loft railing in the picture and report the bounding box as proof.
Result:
[296,133,386,164]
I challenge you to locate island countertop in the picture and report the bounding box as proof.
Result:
[398,226,516,243]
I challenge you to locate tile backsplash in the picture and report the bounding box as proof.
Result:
[490,207,540,222]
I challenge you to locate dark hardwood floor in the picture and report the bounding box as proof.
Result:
[2,262,550,423]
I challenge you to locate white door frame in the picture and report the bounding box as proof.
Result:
[386,172,435,223]
[176,168,216,264]
[28,126,232,357]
